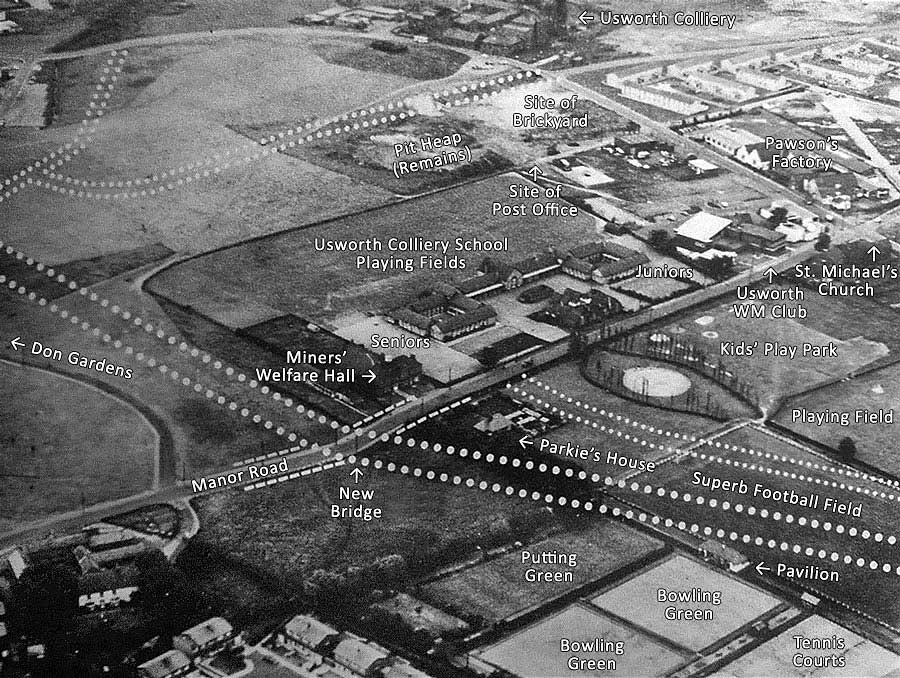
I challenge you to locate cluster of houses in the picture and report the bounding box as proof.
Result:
[388,241,647,341]
[602,37,900,117]
[275,614,431,678]
[701,121,885,211]
[298,5,407,31]
[298,0,560,55]
[669,200,825,264]
[137,617,242,678]
[409,0,560,55]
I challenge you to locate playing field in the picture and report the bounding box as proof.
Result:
[610,423,900,629]
[473,603,689,677]
[147,173,597,328]
[422,521,664,623]
[591,555,781,652]
[773,361,900,476]
[716,615,900,677]
[660,300,888,410]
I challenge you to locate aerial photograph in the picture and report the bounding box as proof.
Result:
[2,0,900,675]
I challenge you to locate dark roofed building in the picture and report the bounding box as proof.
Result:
[561,255,595,280]
[137,649,192,678]
[441,28,484,47]
[389,308,433,336]
[173,617,235,658]
[431,304,497,341]
[455,271,503,297]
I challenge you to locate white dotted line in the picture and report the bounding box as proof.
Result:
[365,430,899,548]
[798,580,900,634]
[1,272,318,446]
[254,450,900,577]
[0,51,128,206]
[514,378,900,492]
[243,456,347,490]
[28,69,542,199]
[0,241,353,434]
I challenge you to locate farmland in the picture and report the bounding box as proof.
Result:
[421,521,664,624]
[0,361,158,531]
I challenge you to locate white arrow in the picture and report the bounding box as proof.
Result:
[518,435,533,450]
[363,370,377,383]
[868,245,880,262]
[526,165,544,182]
[763,267,777,284]
[9,336,24,351]
[578,10,594,25]
[350,468,363,483]
[755,561,771,576]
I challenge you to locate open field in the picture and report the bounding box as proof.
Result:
[422,521,664,623]
[473,603,689,677]
[657,297,888,410]
[610,424,900,629]
[773,361,900,476]
[717,614,900,677]
[2,36,422,265]
[147,173,598,329]
[592,554,781,652]
[0,361,157,531]
[790,283,900,355]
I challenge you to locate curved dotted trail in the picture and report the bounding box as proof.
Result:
[246,447,900,581]
[1,51,128,206]
[13,70,542,201]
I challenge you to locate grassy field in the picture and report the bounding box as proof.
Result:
[656,297,888,411]
[147,173,598,328]
[610,424,900,629]
[773,361,900,476]
[0,361,157,531]
[0,273,300,479]
[474,603,689,678]
[592,554,780,652]
[1,37,409,266]
[422,521,664,624]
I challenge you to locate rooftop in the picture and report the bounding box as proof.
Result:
[676,212,732,243]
